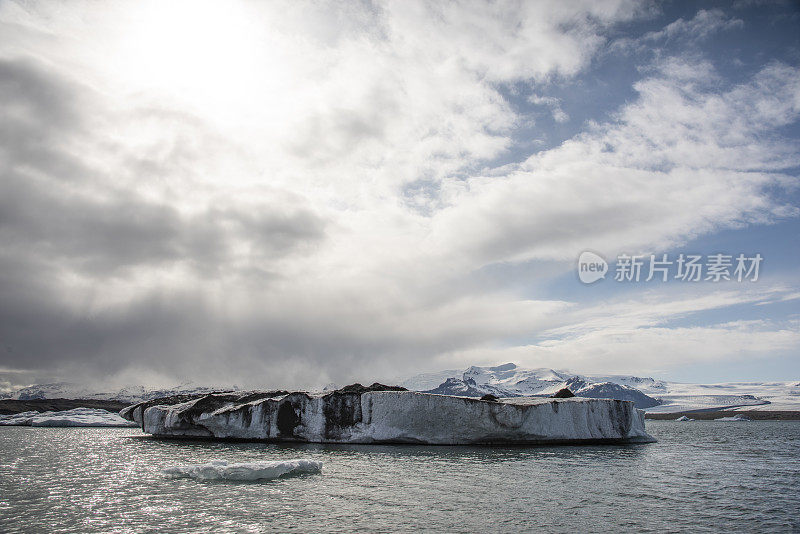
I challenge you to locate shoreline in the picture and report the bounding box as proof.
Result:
[646,410,800,421]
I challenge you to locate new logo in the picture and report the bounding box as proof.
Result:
[577,251,608,284]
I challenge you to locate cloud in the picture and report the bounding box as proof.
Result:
[441,286,800,375]
[528,95,570,123]
[489,319,800,375]
[642,9,744,42]
[0,55,327,275]
[610,9,744,53]
[428,59,800,266]
[0,2,798,387]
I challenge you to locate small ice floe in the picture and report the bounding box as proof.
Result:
[675,415,694,421]
[714,414,751,422]
[162,459,322,481]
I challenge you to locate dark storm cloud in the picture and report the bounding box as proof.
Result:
[0,266,219,375]
[0,58,93,183]
[0,56,326,271]
[0,233,514,385]
[0,57,81,132]
[0,171,326,276]
[0,56,328,379]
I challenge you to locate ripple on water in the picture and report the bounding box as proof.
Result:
[0,422,798,533]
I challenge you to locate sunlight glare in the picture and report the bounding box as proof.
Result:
[115,0,285,125]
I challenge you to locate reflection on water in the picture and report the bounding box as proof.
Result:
[1,421,798,533]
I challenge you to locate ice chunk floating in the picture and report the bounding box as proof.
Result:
[162,459,322,481]
[121,384,655,445]
[715,414,751,422]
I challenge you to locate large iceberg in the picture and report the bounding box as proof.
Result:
[162,459,322,481]
[0,407,136,427]
[120,385,655,445]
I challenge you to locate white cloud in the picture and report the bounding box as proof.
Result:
[528,95,569,122]
[610,8,744,53]
[428,59,800,267]
[0,1,798,386]
[441,286,800,375]
[642,9,744,42]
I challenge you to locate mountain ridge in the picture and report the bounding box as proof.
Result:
[402,363,798,412]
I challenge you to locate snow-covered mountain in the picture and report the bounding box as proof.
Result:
[403,363,662,408]
[0,382,238,404]
[571,382,660,409]
[425,377,516,398]
[402,363,799,412]
[403,363,667,397]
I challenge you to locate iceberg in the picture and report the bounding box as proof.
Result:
[162,459,322,481]
[714,414,751,421]
[121,384,655,445]
[0,411,40,425]
[0,407,136,427]
[675,415,694,421]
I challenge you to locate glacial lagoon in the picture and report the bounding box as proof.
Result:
[1,421,798,533]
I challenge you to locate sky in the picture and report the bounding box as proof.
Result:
[0,0,799,391]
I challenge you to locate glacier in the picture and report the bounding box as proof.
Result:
[120,386,655,445]
[162,459,322,481]
[0,407,136,427]
[0,381,237,404]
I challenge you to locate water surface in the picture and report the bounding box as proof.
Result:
[1,421,798,532]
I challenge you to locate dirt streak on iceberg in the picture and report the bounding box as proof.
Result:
[120,384,655,445]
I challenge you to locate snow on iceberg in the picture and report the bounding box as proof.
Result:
[162,459,322,481]
[121,384,656,445]
[0,407,136,427]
